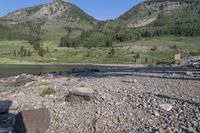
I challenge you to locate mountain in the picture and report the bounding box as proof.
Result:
[99,0,200,43]
[0,0,199,41]
[3,0,95,24]
[116,0,200,28]
[0,0,97,40]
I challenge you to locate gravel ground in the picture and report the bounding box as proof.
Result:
[0,67,200,133]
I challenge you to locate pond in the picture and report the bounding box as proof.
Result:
[0,64,116,78]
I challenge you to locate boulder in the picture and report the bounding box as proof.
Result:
[15,74,34,87]
[14,108,50,133]
[65,87,94,102]
[0,100,12,114]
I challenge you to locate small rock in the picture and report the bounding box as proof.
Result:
[186,127,197,133]
[151,128,165,133]
[9,101,19,112]
[172,73,177,77]
[154,111,160,117]
[24,82,33,87]
[14,108,50,133]
[121,78,137,83]
[66,78,72,81]
[100,94,106,100]
[192,121,198,127]
[158,128,165,133]
[94,117,112,130]
[159,104,173,111]
[186,71,193,76]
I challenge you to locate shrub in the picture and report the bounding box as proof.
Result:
[108,47,115,57]
[13,50,17,56]
[151,46,158,51]
[145,57,155,65]
[189,51,200,56]
[27,50,32,56]
[135,53,140,59]
[17,46,32,57]
[38,47,45,57]
[40,88,56,97]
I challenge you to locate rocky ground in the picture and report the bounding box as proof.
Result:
[0,67,200,133]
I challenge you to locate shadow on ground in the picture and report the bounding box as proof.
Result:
[0,100,16,133]
[146,92,200,107]
[65,67,200,81]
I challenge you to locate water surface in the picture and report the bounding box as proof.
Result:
[0,64,114,78]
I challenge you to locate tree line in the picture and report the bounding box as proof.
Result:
[0,10,200,50]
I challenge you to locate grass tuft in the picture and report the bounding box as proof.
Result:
[40,88,56,97]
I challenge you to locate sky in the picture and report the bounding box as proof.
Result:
[0,0,144,20]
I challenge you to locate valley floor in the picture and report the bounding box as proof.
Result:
[0,67,200,132]
[0,36,200,64]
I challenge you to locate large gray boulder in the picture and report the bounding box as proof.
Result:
[65,87,95,102]
[14,108,50,133]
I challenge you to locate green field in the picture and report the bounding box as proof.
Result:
[0,36,199,64]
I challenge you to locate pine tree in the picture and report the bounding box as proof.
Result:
[27,22,42,50]
[13,50,17,57]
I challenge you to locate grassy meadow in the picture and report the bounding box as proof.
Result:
[0,36,199,65]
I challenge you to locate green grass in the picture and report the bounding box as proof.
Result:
[0,36,199,64]
[40,88,56,97]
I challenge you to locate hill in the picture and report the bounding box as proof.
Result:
[100,0,200,43]
[116,0,200,28]
[0,0,97,40]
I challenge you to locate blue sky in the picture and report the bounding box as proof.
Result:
[0,0,144,20]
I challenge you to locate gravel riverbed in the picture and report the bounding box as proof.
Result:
[0,67,200,133]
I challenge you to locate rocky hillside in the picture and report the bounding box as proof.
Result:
[116,0,200,28]
[3,0,95,24]
[0,0,97,40]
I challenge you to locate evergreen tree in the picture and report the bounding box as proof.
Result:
[38,47,45,57]
[13,50,17,57]
[27,22,42,50]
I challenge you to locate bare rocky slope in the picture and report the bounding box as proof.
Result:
[115,0,200,28]
[3,0,96,24]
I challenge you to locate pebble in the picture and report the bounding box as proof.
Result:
[154,111,160,117]
[159,104,173,111]
[186,71,193,76]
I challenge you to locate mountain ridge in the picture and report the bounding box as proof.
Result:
[2,1,96,23]
[0,0,199,41]
[115,0,200,28]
